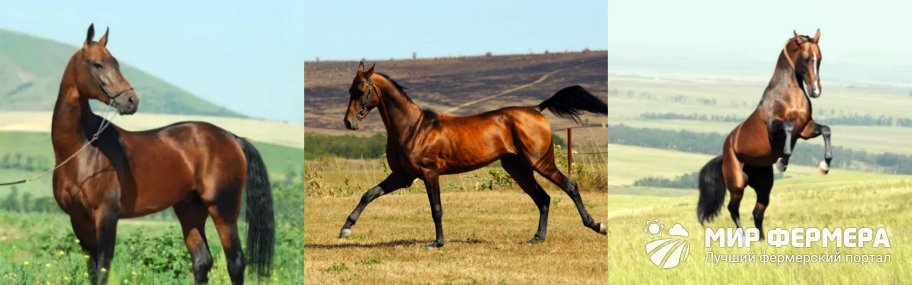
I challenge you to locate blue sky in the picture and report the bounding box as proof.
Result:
[302,1,608,60]
[609,0,912,85]
[1,1,608,123]
[1,1,306,122]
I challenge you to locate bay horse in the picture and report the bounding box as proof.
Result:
[51,24,273,284]
[697,30,831,239]
[338,62,608,247]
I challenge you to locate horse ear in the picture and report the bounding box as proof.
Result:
[85,24,95,48]
[366,64,375,76]
[813,29,821,43]
[98,27,109,47]
[793,30,805,44]
[358,61,365,72]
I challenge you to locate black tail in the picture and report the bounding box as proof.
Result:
[238,138,275,277]
[697,155,726,225]
[537,85,608,123]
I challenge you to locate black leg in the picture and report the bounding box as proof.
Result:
[770,119,794,172]
[423,172,445,248]
[501,155,551,243]
[340,173,412,238]
[746,165,773,240]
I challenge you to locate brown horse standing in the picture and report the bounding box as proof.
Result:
[338,62,608,247]
[51,24,274,284]
[697,30,831,239]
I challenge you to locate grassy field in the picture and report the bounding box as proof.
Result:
[608,172,912,284]
[304,190,607,284]
[0,182,305,284]
[607,78,912,155]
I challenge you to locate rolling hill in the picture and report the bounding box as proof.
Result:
[304,51,608,133]
[0,28,241,117]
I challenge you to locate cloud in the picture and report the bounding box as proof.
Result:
[669,223,688,237]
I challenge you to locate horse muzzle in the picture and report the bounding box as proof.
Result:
[343,117,359,130]
[112,92,139,115]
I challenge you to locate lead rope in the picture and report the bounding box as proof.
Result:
[0,107,118,186]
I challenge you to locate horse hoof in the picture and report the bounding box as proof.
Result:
[527,236,545,244]
[818,161,829,175]
[597,223,607,235]
[776,160,787,172]
[339,228,352,238]
[426,241,444,249]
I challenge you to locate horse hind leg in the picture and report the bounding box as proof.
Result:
[745,165,774,240]
[722,147,748,229]
[501,155,551,243]
[532,158,606,236]
[174,196,213,284]
[202,184,246,285]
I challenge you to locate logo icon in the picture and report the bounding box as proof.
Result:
[644,219,690,269]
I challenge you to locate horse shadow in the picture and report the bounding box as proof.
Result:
[304,237,489,249]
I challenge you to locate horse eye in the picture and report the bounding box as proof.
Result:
[92,62,104,68]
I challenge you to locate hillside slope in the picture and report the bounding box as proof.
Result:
[0,29,241,117]
[304,51,608,132]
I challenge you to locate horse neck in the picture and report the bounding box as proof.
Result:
[764,49,803,103]
[375,82,421,142]
[51,57,100,155]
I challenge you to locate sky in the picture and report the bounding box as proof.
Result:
[1,1,307,123]
[1,1,608,123]
[302,1,609,60]
[609,0,912,86]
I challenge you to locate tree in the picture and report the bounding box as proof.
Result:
[2,187,19,212]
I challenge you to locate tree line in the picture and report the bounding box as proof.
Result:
[640,112,912,127]
[0,152,52,172]
[609,124,912,174]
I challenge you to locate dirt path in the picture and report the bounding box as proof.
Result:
[445,67,566,113]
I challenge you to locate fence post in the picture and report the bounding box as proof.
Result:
[567,128,573,176]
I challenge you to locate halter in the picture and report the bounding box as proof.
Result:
[83,53,133,109]
[353,77,384,120]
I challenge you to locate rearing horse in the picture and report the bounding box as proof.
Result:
[338,62,608,247]
[52,24,274,284]
[697,30,832,239]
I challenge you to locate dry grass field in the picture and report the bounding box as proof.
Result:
[0,111,303,148]
[304,191,608,284]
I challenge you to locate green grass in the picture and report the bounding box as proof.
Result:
[608,79,912,154]
[608,172,912,283]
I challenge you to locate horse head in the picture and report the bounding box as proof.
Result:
[786,29,823,98]
[343,61,380,130]
[74,24,139,115]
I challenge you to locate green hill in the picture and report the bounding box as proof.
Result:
[0,29,242,117]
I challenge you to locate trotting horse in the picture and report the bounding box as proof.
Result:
[51,24,273,284]
[697,30,832,239]
[338,62,608,247]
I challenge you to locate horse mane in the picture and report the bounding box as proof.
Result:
[375,72,414,103]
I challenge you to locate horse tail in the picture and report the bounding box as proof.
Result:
[537,85,607,123]
[237,137,275,277]
[697,155,726,225]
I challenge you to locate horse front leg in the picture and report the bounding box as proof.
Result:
[769,119,794,172]
[94,208,120,285]
[422,171,445,248]
[339,172,413,238]
[800,120,832,174]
